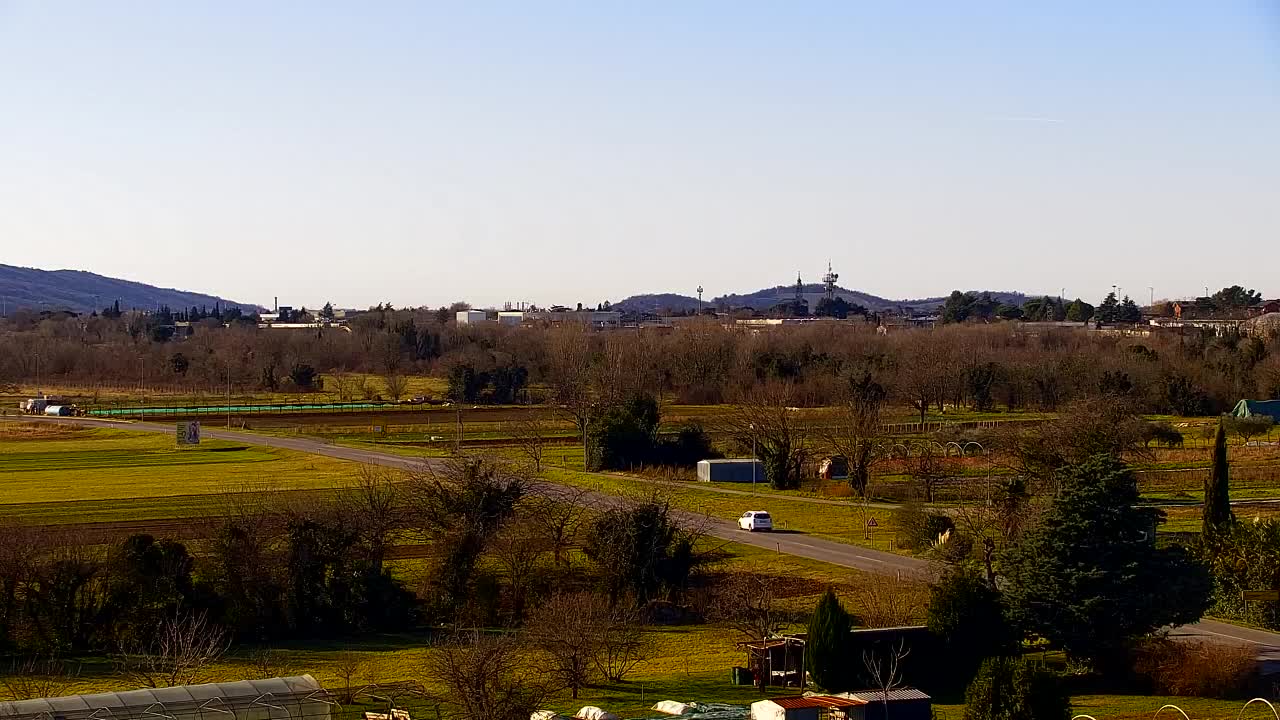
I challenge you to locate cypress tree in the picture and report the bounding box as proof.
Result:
[1204,420,1233,534]
[806,588,853,691]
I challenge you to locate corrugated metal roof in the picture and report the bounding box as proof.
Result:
[848,688,932,702]
[767,696,866,709]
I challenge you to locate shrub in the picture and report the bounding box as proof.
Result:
[893,501,955,551]
[964,657,1070,720]
[1130,638,1256,698]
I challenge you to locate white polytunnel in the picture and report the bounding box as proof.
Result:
[0,676,335,720]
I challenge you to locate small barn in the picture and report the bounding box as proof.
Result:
[697,459,765,483]
[1231,400,1280,422]
[749,696,864,720]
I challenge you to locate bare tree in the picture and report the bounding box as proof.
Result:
[526,592,604,698]
[896,333,950,425]
[708,573,787,643]
[508,417,551,473]
[723,383,809,490]
[332,651,372,704]
[854,575,924,629]
[905,444,949,503]
[428,632,551,720]
[490,519,548,625]
[382,373,409,402]
[116,611,230,688]
[862,638,911,718]
[248,647,292,679]
[824,372,889,497]
[343,465,405,575]
[527,488,589,567]
[1224,414,1274,446]
[329,368,355,401]
[594,604,648,684]
[545,327,596,445]
[2,656,80,701]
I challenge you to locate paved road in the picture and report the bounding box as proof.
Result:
[35,417,929,576]
[27,417,1280,661]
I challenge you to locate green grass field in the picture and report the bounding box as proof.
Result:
[0,422,358,515]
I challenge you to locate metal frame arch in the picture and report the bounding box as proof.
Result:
[1153,705,1191,720]
[1071,716,1099,720]
[1239,698,1280,720]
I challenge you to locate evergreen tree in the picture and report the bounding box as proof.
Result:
[1119,295,1143,323]
[1203,420,1233,534]
[1065,298,1095,323]
[964,657,1070,720]
[1096,292,1119,323]
[927,571,1019,689]
[1002,454,1212,666]
[806,588,854,691]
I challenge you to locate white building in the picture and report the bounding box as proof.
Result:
[457,310,488,324]
[498,311,525,326]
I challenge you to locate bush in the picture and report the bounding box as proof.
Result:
[964,657,1070,720]
[894,501,955,551]
[1130,638,1256,698]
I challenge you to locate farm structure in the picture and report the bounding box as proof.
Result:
[1231,399,1280,422]
[0,676,335,720]
[749,690,931,720]
[697,458,765,483]
[749,695,863,720]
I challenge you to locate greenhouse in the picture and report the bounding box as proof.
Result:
[0,677,335,720]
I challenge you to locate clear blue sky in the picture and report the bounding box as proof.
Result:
[2,2,1277,309]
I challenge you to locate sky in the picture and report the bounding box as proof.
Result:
[1,2,1278,310]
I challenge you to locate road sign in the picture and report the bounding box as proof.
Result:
[866,518,879,527]
[176,421,201,446]
[1243,590,1280,602]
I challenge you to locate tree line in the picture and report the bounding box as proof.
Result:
[6,307,1280,419]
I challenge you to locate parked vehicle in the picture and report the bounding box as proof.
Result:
[738,510,773,532]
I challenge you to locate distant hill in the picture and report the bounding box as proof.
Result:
[615,285,1033,314]
[0,264,259,314]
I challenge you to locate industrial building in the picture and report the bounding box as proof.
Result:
[456,310,488,324]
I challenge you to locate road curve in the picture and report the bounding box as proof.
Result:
[25,417,1280,659]
[31,417,930,577]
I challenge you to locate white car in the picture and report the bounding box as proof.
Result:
[738,510,773,532]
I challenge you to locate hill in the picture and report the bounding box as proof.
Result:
[0,264,259,314]
[615,285,1032,314]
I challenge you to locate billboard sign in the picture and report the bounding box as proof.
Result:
[176,421,201,446]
